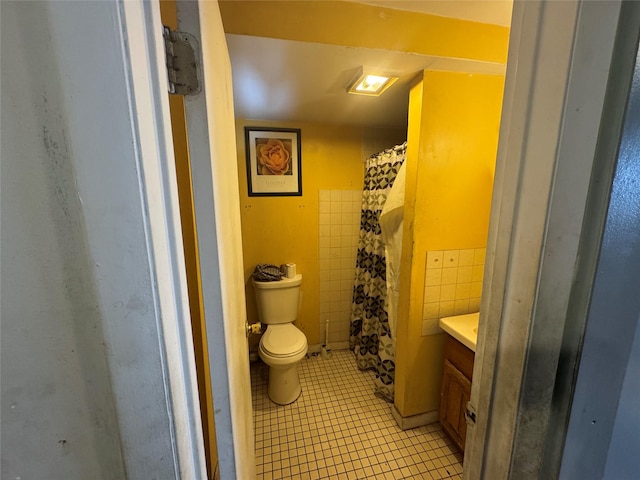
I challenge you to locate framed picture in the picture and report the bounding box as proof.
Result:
[245,127,302,196]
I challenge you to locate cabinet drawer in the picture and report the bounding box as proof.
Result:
[444,335,475,381]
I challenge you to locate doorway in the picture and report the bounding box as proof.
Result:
[167,0,640,478]
[219,1,510,478]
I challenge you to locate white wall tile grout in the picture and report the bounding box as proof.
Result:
[422,248,486,336]
[252,350,462,480]
[318,190,362,344]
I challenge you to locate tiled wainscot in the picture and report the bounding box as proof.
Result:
[422,248,486,336]
[318,190,361,346]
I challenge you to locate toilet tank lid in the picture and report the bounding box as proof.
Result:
[252,273,302,289]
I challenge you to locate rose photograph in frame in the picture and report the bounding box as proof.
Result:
[245,127,302,197]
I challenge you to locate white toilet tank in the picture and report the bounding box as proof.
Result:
[252,274,302,325]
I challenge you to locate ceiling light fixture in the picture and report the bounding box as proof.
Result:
[347,67,399,96]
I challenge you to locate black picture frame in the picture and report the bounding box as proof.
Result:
[244,127,302,197]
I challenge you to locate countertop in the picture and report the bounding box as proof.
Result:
[439,312,480,352]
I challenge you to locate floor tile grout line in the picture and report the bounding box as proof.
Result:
[251,349,463,480]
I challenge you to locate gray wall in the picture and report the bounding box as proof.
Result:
[601,43,640,480]
[560,37,640,480]
[1,1,180,478]
[604,318,640,479]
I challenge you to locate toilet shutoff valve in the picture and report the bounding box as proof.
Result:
[246,322,262,336]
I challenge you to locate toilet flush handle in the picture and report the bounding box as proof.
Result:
[246,322,262,337]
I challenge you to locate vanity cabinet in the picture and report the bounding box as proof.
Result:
[439,335,475,453]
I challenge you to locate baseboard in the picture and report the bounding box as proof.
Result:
[391,404,439,430]
[307,341,350,354]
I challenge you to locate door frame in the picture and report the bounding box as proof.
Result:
[118,0,208,476]
[120,1,254,478]
[174,1,255,479]
[125,0,639,478]
[466,1,640,478]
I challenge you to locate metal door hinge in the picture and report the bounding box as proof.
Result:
[465,402,477,426]
[163,26,201,95]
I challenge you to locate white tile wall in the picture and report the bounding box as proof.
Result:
[422,248,486,336]
[318,190,362,345]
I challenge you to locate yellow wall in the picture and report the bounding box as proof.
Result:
[236,120,367,345]
[219,0,509,64]
[395,71,505,417]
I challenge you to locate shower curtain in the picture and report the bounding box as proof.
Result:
[350,142,407,402]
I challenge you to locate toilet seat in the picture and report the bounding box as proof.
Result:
[260,324,307,358]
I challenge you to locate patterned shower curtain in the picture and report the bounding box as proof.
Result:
[350,142,407,402]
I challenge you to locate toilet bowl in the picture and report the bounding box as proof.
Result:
[259,323,308,404]
[253,274,307,405]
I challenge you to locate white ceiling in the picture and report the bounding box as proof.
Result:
[227,35,506,128]
[226,1,511,128]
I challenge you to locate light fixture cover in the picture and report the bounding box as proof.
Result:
[347,68,399,96]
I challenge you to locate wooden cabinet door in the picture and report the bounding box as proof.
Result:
[439,359,471,453]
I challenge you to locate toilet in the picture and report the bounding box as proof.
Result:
[253,274,308,405]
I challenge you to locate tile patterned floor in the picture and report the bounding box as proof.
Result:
[252,349,463,480]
